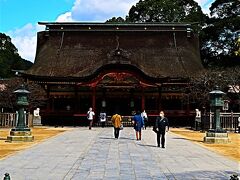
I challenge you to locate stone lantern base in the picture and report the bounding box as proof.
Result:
[204,130,229,144]
[7,128,34,142]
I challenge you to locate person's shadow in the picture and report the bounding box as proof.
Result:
[99,137,115,140]
[119,137,135,140]
[137,144,157,147]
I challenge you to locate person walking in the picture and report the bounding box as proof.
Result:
[155,111,169,148]
[133,111,144,140]
[111,113,122,139]
[141,110,148,130]
[87,107,95,130]
[99,110,107,128]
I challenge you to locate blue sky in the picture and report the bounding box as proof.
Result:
[0,0,214,62]
[0,0,75,32]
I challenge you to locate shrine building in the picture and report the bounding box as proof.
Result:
[21,22,204,126]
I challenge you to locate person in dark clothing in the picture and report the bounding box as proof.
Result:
[133,111,144,140]
[155,111,169,148]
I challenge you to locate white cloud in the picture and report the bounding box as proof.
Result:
[56,12,74,22]
[60,0,139,22]
[7,23,44,63]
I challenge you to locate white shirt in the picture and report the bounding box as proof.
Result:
[141,111,147,119]
[87,111,95,120]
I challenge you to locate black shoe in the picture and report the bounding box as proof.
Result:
[157,144,160,147]
[162,146,165,148]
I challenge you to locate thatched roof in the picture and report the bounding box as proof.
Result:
[24,22,203,82]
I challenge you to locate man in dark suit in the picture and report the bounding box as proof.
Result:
[155,111,169,148]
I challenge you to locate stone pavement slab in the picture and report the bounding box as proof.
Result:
[0,127,239,180]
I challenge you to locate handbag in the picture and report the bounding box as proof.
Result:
[120,124,123,130]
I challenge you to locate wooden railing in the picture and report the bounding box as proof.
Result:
[201,112,240,132]
[0,113,17,127]
[0,112,32,128]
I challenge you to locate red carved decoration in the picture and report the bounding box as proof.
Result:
[77,71,156,88]
[103,72,133,82]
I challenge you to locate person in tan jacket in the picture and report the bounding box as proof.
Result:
[111,114,122,139]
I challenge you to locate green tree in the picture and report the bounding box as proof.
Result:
[210,0,239,19]
[200,0,240,67]
[126,0,207,25]
[0,33,33,78]
[106,17,125,23]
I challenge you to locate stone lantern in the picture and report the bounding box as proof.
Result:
[204,86,229,143]
[7,84,34,142]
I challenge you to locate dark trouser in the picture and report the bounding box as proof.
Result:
[101,122,105,128]
[89,120,93,129]
[144,121,148,129]
[114,127,120,138]
[157,131,166,147]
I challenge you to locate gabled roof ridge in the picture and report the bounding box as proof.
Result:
[38,22,198,27]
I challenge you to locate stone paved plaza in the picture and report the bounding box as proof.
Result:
[0,127,239,180]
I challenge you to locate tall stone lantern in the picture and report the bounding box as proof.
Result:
[204,86,229,143]
[7,84,34,142]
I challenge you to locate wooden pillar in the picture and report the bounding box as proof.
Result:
[141,87,145,111]
[74,85,78,112]
[46,84,51,112]
[52,98,55,112]
[130,89,134,111]
[92,86,96,113]
[187,94,190,114]
[158,85,162,111]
